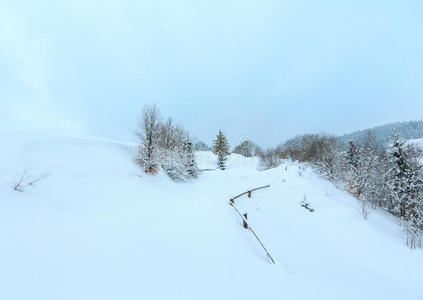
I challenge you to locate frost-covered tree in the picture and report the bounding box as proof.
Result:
[213,130,230,170]
[259,148,284,170]
[157,118,198,181]
[136,105,198,180]
[387,132,423,247]
[346,140,360,171]
[403,165,423,248]
[184,140,198,179]
[344,135,380,218]
[345,141,363,205]
[233,140,263,157]
[388,132,411,218]
[135,104,162,174]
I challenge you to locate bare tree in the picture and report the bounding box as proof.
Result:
[135,104,162,174]
[233,140,263,157]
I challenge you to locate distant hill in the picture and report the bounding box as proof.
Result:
[339,120,423,146]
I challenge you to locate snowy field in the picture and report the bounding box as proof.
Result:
[1,135,423,300]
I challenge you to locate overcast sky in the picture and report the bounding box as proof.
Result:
[1,0,422,147]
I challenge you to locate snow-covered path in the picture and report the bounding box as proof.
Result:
[1,136,422,300]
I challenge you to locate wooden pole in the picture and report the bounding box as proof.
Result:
[230,201,276,264]
[243,213,248,229]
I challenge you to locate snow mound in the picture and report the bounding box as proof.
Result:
[1,135,422,300]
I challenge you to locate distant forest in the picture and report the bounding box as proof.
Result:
[339,121,423,146]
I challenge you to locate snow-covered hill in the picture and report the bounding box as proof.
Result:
[1,136,423,300]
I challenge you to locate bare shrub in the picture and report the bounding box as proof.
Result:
[13,169,50,192]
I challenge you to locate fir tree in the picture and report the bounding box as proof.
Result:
[213,130,230,170]
[346,140,360,171]
[387,132,423,247]
[388,132,410,217]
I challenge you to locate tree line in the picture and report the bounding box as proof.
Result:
[259,132,423,248]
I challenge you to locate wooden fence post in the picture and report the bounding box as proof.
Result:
[243,213,248,229]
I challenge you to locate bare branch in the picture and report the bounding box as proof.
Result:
[12,169,51,192]
[28,172,51,186]
[13,169,28,192]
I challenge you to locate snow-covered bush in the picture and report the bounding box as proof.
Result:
[233,140,263,158]
[258,147,286,170]
[135,105,198,181]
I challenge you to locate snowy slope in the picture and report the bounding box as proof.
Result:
[1,135,423,300]
[409,138,423,149]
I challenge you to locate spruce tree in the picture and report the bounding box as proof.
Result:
[213,130,230,170]
[387,132,423,247]
[346,140,360,171]
[388,132,409,217]
[345,140,361,196]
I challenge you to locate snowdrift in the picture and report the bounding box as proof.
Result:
[1,135,422,300]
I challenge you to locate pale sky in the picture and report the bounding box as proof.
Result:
[1,0,423,147]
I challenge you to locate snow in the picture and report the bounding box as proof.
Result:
[1,135,423,300]
[409,138,423,149]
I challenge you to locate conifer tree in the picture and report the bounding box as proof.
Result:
[388,132,410,218]
[346,140,360,171]
[213,130,230,170]
[387,132,423,247]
